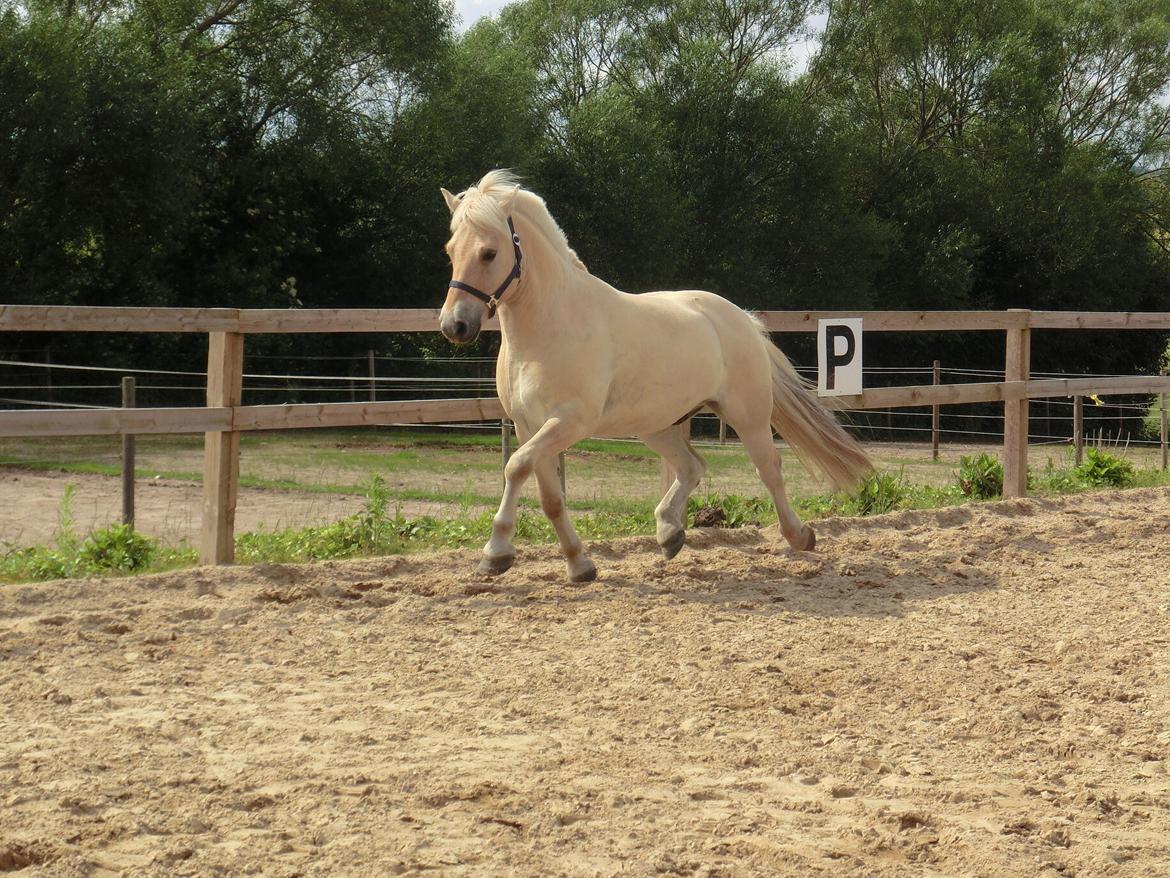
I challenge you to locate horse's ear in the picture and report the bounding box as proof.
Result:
[440,187,461,214]
[500,185,520,213]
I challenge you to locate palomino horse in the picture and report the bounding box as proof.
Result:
[438,170,872,582]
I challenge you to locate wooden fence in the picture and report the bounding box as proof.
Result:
[2,305,1168,565]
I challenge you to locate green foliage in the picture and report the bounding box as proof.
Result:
[796,470,965,518]
[1075,447,1136,487]
[1130,466,1170,488]
[55,483,79,554]
[1029,447,1149,491]
[236,474,658,563]
[0,485,163,580]
[958,453,1004,499]
[237,475,407,562]
[1140,341,1169,438]
[1141,398,1167,440]
[1031,453,1090,494]
[6,544,74,583]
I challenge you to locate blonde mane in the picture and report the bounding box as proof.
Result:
[451,170,587,272]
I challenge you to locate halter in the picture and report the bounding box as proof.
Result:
[447,216,523,319]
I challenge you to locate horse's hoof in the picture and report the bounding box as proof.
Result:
[569,559,597,583]
[660,529,686,560]
[479,553,514,575]
[800,525,816,552]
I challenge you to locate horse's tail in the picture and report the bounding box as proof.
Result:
[763,335,873,491]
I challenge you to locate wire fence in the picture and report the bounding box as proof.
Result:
[1,352,1166,450]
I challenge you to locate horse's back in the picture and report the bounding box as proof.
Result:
[632,288,768,369]
[612,287,772,404]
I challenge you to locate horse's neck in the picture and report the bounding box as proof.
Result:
[497,214,601,351]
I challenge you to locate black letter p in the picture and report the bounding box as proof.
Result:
[825,325,856,392]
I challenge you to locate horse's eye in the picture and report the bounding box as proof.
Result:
[482,249,497,262]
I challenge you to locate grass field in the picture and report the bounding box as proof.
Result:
[0,426,1120,506]
[1,427,1167,582]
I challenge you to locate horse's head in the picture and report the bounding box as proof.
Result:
[439,176,521,345]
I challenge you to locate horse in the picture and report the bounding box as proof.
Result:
[437,170,872,583]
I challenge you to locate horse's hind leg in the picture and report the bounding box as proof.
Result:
[737,423,815,552]
[533,455,596,583]
[642,425,707,559]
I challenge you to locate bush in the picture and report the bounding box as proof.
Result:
[1075,447,1135,487]
[958,453,1003,499]
[79,524,157,572]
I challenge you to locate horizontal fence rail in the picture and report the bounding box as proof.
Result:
[5,305,1170,334]
[3,379,1166,438]
[0,398,507,437]
[3,305,1169,565]
[830,375,1170,410]
[0,306,453,334]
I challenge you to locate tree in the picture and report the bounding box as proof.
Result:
[811,0,1170,373]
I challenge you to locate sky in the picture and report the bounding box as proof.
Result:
[452,1,828,75]
[453,0,509,29]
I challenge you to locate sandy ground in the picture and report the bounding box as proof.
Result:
[2,487,1170,876]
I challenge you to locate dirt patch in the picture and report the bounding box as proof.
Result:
[1,488,1169,875]
[0,470,468,547]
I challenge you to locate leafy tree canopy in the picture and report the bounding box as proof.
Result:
[1,0,1169,376]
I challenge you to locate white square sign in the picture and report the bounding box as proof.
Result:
[817,318,863,397]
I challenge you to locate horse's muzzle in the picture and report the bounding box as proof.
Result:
[439,308,482,345]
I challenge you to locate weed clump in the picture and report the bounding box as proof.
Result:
[1,486,165,581]
[688,493,772,528]
[958,453,1003,499]
[1075,447,1134,487]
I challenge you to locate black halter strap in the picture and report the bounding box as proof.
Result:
[447,216,523,318]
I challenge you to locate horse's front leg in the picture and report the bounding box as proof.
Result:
[481,414,587,577]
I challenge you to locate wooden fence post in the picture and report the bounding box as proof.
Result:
[500,419,565,494]
[200,332,244,565]
[121,377,136,527]
[659,419,690,495]
[44,347,53,403]
[1003,311,1031,497]
[501,418,513,464]
[1161,369,1168,471]
[1073,395,1084,465]
[367,349,376,402]
[931,359,941,461]
[501,418,512,488]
